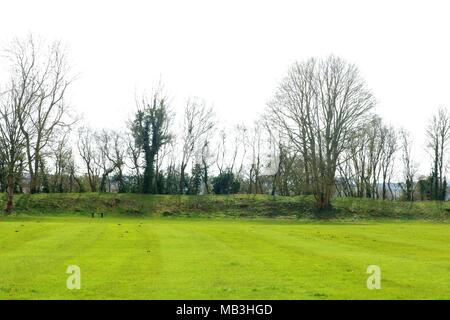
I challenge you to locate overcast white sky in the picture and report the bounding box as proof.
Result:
[1,0,450,174]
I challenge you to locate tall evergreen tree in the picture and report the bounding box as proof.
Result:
[131,93,172,194]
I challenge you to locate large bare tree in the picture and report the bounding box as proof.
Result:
[268,56,375,210]
[5,35,74,194]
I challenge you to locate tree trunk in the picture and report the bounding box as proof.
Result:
[179,163,186,194]
[143,151,156,194]
[100,174,108,192]
[117,170,125,193]
[316,192,332,211]
[88,169,97,192]
[315,173,334,211]
[5,173,14,214]
[202,162,209,194]
[30,151,41,194]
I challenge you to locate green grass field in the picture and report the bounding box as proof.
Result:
[1,215,449,299]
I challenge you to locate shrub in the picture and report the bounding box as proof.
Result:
[212,171,240,194]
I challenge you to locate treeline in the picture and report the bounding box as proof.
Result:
[1,36,449,213]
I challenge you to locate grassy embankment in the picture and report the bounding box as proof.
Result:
[1,193,449,220]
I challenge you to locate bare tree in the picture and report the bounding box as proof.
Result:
[179,98,214,194]
[77,126,100,192]
[347,127,368,197]
[95,129,127,193]
[67,149,83,192]
[110,130,127,193]
[268,56,375,210]
[380,125,397,200]
[265,123,286,196]
[0,90,27,213]
[5,35,75,194]
[233,124,248,179]
[350,117,385,199]
[366,117,386,199]
[341,116,397,200]
[399,129,417,201]
[248,122,263,194]
[426,107,450,200]
[199,139,213,194]
[126,131,143,192]
[95,129,117,192]
[51,131,71,193]
[216,129,227,174]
